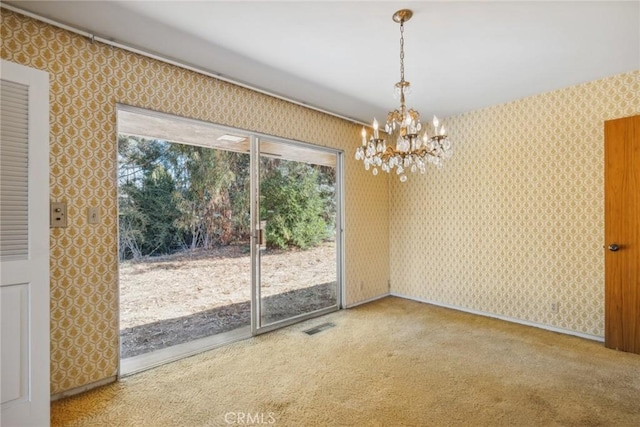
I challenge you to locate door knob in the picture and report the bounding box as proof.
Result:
[608,243,620,252]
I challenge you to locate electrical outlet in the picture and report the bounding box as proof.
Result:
[50,202,67,228]
[550,302,559,314]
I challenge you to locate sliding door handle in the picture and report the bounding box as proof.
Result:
[259,220,267,249]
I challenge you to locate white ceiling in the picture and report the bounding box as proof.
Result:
[6,1,639,124]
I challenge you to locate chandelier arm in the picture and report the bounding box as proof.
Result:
[382,147,436,159]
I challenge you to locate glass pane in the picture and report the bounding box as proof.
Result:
[118,119,252,361]
[259,140,338,326]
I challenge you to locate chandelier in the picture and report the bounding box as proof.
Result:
[355,9,452,182]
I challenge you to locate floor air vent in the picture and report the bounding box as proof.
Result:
[303,322,335,335]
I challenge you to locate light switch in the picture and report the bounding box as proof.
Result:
[88,207,100,225]
[50,202,67,228]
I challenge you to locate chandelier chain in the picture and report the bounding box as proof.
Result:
[399,21,405,83]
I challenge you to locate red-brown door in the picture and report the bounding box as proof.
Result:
[604,114,640,354]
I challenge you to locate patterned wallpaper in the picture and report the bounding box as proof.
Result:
[0,10,390,394]
[390,70,640,338]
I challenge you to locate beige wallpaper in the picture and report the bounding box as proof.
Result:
[0,10,390,394]
[390,70,640,338]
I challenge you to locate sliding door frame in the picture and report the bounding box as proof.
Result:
[116,104,344,367]
[251,135,344,335]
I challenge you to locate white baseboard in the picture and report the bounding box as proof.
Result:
[389,292,604,343]
[345,292,390,308]
[51,375,117,401]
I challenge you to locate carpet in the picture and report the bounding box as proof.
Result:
[52,297,640,426]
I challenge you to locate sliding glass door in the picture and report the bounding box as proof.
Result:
[117,106,342,373]
[254,138,341,331]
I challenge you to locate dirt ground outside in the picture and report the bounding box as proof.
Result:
[119,241,337,357]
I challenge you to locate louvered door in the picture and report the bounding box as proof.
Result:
[1,60,50,426]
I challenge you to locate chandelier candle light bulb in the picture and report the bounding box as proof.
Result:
[355,9,452,182]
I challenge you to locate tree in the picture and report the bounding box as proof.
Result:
[260,160,328,249]
[118,136,181,258]
[133,166,181,256]
[171,146,250,248]
[117,134,336,258]
[118,187,145,260]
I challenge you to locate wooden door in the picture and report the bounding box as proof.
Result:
[0,60,50,426]
[604,114,640,354]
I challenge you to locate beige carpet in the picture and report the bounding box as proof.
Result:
[52,297,640,426]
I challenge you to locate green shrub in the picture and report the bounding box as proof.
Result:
[260,161,328,250]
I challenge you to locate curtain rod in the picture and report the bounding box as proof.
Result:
[1,3,368,127]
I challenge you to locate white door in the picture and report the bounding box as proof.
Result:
[1,60,50,426]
